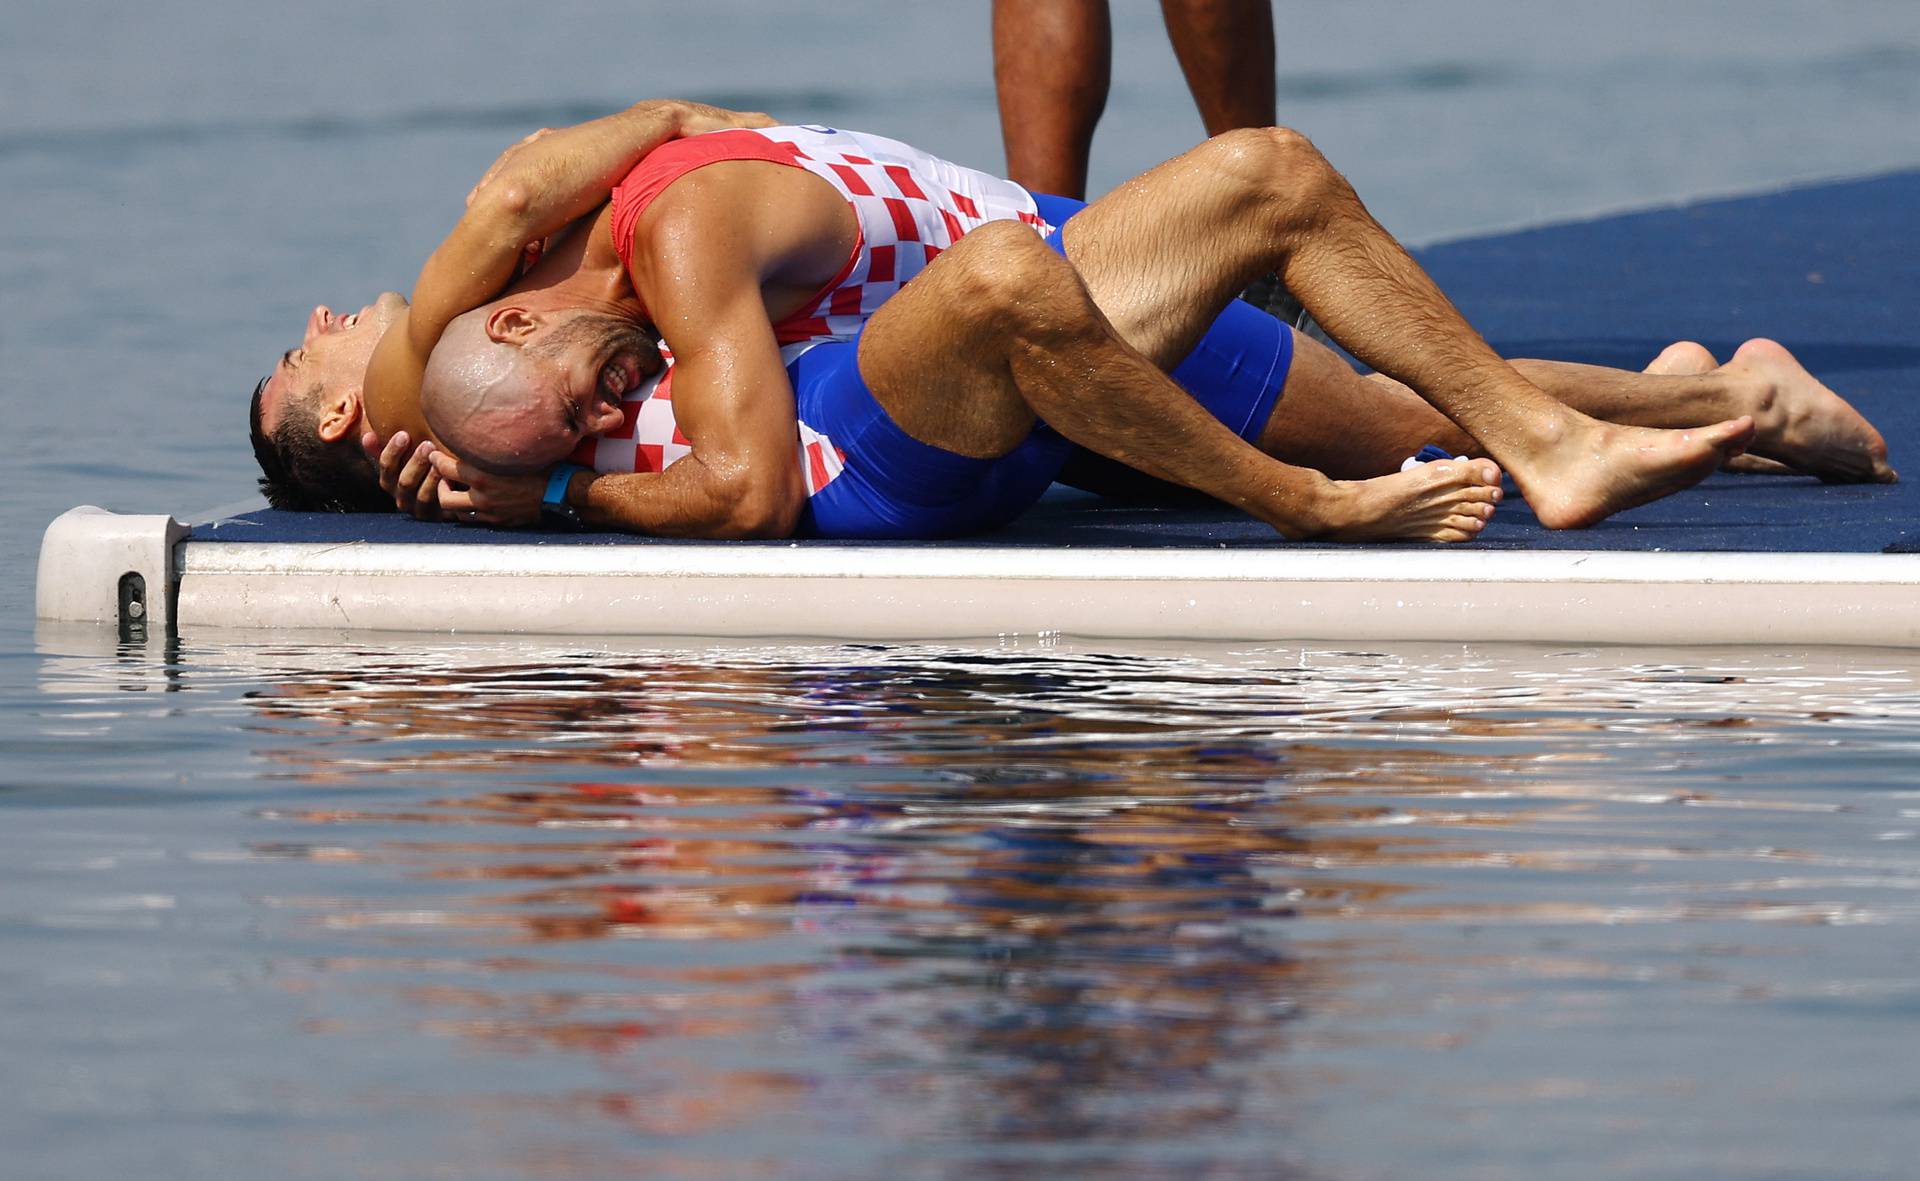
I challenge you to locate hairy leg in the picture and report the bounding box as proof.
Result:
[1276,334,1893,483]
[1516,341,1894,483]
[1060,129,1754,527]
[1249,330,1462,479]
[855,221,1501,542]
[993,0,1111,200]
[1160,0,1276,134]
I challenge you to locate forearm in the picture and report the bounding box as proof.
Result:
[567,461,799,540]
[471,100,691,242]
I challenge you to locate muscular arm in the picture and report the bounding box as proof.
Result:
[362,99,774,440]
[568,293,807,540]
[559,165,854,538]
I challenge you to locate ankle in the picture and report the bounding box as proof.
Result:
[1260,471,1350,540]
[1744,375,1782,429]
[1448,366,1586,461]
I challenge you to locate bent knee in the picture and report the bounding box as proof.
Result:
[1200,126,1341,207]
[945,220,1079,323]
[1204,126,1324,175]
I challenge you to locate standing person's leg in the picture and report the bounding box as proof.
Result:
[993,0,1112,200]
[1160,0,1276,135]
[847,220,1501,542]
[1060,130,1755,528]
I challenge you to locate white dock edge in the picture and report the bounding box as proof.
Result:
[36,506,190,638]
[166,533,1920,647]
[37,508,1920,646]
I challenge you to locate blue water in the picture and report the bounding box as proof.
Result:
[9,636,1920,1179]
[5,2,1920,1177]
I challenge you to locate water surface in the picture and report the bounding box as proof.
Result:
[8,635,1920,1178]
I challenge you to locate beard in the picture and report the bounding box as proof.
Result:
[528,311,654,368]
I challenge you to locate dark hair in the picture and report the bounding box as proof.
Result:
[248,374,390,512]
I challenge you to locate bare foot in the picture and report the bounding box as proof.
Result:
[1721,338,1898,483]
[1515,416,1756,530]
[1645,342,1794,474]
[1300,458,1504,543]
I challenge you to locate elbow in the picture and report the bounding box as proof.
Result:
[718,472,805,539]
[470,180,537,235]
[725,493,803,540]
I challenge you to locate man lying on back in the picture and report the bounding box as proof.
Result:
[251,101,1892,541]
[249,102,768,514]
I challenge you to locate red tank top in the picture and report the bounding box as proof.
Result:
[607,125,1050,352]
[581,125,1055,497]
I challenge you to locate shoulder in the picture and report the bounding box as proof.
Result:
[634,161,846,268]
[639,160,803,229]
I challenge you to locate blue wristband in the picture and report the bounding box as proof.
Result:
[544,463,586,508]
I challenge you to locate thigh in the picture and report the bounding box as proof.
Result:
[854,225,1048,460]
[1059,135,1280,369]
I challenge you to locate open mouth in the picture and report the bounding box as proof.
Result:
[599,352,643,405]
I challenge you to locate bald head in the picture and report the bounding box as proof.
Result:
[419,306,553,474]
[421,302,655,476]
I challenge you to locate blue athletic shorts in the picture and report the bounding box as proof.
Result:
[795,193,1294,539]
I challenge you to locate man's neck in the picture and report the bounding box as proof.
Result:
[505,204,648,327]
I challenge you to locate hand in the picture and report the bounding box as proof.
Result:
[672,100,777,137]
[424,448,550,529]
[362,430,448,521]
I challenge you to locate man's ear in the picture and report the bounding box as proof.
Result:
[484,306,541,347]
[315,389,363,443]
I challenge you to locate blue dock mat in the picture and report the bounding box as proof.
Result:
[213,170,1919,554]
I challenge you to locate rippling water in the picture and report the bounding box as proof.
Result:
[7,635,1917,1178]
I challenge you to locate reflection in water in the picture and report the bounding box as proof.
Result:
[247,652,1338,1167]
[28,636,1920,1178]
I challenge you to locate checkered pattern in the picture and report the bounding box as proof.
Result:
[584,126,1054,498]
[574,356,689,477]
[753,126,1054,348]
[574,345,847,497]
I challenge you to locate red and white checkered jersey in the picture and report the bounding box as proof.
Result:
[574,126,1056,495]
[573,342,851,496]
